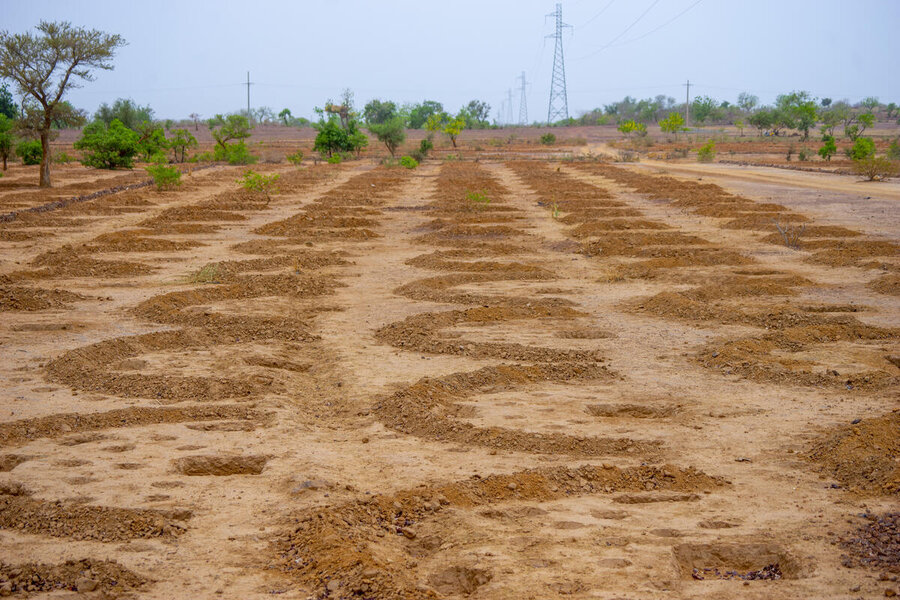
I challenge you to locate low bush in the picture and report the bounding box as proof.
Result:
[239,170,280,202]
[540,133,556,145]
[16,139,42,165]
[214,141,257,165]
[145,161,182,190]
[52,151,75,164]
[286,150,304,165]
[697,139,716,162]
[852,156,899,181]
[399,155,418,169]
[848,137,875,160]
[74,119,140,169]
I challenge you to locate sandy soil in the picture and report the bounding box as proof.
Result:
[0,154,897,599]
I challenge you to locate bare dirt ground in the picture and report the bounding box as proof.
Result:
[0,152,897,599]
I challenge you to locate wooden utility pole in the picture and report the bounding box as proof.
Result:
[683,80,691,129]
[246,71,251,119]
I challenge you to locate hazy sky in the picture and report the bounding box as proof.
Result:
[5,0,900,122]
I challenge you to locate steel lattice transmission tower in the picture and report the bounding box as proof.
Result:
[546,3,571,123]
[518,71,529,125]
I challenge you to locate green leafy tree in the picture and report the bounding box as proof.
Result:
[748,109,774,136]
[818,135,837,161]
[363,99,398,125]
[861,96,879,111]
[848,137,875,160]
[819,109,842,137]
[0,114,14,169]
[776,91,817,139]
[462,99,491,129]
[406,100,443,129]
[313,115,351,158]
[658,112,685,137]
[821,97,832,108]
[369,116,406,157]
[691,96,719,124]
[884,102,897,119]
[16,139,42,165]
[0,82,16,119]
[278,108,292,126]
[734,119,745,137]
[135,121,168,161]
[348,127,368,158]
[0,21,125,186]
[442,113,465,147]
[168,128,197,163]
[737,92,759,112]
[845,112,874,141]
[74,118,140,169]
[209,114,253,152]
[94,98,153,130]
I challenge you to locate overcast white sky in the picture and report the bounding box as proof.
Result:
[5,0,900,122]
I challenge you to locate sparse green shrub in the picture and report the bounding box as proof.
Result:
[617,150,639,162]
[327,154,343,164]
[443,153,459,161]
[785,144,794,162]
[798,148,810,161]
[145,162,182,190]
[399,155,418,169]
[697,139,716,162]
[617,120,647,137]
[52,151,74,164]
[189,263,221,284]
[852,156,899,181]
[214,141,257,165]
[286,150,304,165]
[540,133,556,145]
[419,135,434,157]
[848,137,876,160]
[466,190,489,205]
[16,139,43,165]
[818,135,837,161]
[408,149,425,163]
[239,170,280,202]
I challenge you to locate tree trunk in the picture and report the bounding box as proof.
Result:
[39,128,52,188]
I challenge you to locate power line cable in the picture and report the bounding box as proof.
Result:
[577,0,616,28]
[575,0,661,60]
[608,0,703,47]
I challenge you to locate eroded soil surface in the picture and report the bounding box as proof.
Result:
[0,158,897,599]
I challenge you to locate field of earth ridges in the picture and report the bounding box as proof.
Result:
[0,158,896,599]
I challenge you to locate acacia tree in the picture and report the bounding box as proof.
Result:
[0,21,125,187]
[369,117,405,156]
[658,112,684,138]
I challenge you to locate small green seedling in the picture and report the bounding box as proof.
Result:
[240,170,281,203]
[551,202,560,219]
[286,150,304,165]
[466,190,489,206]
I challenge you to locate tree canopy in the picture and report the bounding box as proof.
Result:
[0,21,125,186]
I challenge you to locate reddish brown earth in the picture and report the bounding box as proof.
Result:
[0,149,897,599]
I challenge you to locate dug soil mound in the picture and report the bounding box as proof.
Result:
[805,411,900,495]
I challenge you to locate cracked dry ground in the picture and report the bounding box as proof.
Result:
[0,159,897,599]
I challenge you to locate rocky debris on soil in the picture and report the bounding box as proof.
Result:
[0,558,146,595]
[691,563,783,581]
[0,490,187,541]
[840,513,900,573]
